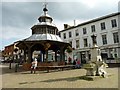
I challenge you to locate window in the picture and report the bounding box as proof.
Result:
[40,18,45,22]
[91,25,96,32]
[111,19,117,28]
[102,34,107,45]
[83,27,87,34]
[75,29,79,36]
[100,22,106,30]
[63,33,66,39]
[113,32,119,43]
[84,38,88,47]
[46,18,51,22]
[69,31,72,38]
[76,40,79,48]
[69,41,72,46]
[59,33,61,37]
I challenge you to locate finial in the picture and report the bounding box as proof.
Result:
[43,1,48,12]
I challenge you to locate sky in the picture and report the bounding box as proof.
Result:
[0,0,119,50]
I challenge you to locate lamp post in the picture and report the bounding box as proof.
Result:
[91,34,97,46]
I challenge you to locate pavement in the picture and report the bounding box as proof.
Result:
[0,63,119,88]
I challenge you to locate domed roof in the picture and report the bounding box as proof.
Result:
[38,4,53,22]
[40,13,51,18]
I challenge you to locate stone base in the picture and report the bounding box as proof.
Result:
[79,74,111,81]
[85,67,96,76]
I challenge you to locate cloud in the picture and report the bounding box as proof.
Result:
[1,0,119,50]
[2,2,42,27]
[49,1,118,21]
[2,26,31,39]
[2,1,119,28]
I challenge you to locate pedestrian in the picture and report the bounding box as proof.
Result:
[76,59,81,68]
[73,59,76,69]
[68,57,72,64]
[31,58,38,74]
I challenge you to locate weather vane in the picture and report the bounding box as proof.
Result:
[43,0,48,8]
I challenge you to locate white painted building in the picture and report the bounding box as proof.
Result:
[59,12,120,64]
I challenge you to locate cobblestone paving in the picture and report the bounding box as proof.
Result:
[0,63,119,88]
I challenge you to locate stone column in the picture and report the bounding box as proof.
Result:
[23,49,26,62]
[60,49,63,61]
[25,43,35,63]
[55,51,57,62]
[43,52,45,62]
[45,50,48,62]
[60,48,65,61]
[63,51,65,61]
[40,51,43,62]
[28,48,32,63]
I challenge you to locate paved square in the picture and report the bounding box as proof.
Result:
[0,63,119,88]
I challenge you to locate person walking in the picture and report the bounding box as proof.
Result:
[76,59,81,69]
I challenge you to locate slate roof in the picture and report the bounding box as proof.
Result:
[24,33,63,42]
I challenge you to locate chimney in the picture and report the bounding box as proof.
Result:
[74,20,76,26]
[64,24,71,29]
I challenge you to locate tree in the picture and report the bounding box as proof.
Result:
[66,46,73,53]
